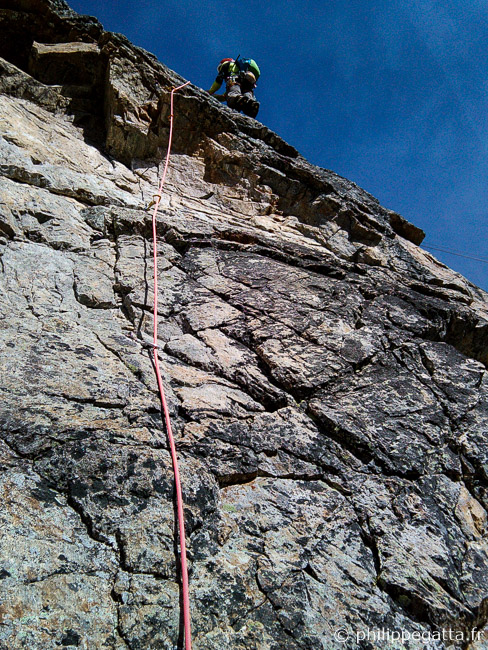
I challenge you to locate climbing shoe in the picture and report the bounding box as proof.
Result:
[233,95,247,111]
[242,98,260,119]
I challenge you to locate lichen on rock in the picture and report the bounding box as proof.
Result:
[1,1,488,648]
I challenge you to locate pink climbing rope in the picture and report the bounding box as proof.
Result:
[150,80,192,650]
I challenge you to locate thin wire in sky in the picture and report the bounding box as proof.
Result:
[422,243,488,265]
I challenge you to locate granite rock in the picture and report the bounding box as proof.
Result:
[1,1,488,648]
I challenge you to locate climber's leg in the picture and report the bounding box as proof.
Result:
[226,82,243,110]
[240,90,260,118]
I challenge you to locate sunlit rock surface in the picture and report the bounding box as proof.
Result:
[1,1,488,648]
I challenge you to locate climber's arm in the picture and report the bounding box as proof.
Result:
[208,76,223,95]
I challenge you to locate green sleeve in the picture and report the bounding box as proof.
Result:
[209,79,222,94]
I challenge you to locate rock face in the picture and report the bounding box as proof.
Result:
[1,2,488,649]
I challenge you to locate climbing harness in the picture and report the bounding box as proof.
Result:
[149,80,192,650]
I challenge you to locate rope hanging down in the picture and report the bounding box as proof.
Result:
[150,80,192,650]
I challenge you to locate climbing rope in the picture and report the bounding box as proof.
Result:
[150,80,192,650]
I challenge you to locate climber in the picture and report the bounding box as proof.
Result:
[207,56,260,119]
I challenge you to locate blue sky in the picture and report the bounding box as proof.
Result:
[69,0,488,291]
